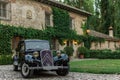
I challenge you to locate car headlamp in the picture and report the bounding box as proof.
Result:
[33,51,39,58]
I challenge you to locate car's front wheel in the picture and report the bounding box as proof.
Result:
[56,64,69,76]
[21,63,33,78]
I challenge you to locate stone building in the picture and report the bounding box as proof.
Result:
[88,27,120,50]
[0,0,119,57]
[0,0,91,57]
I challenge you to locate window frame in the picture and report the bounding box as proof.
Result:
[45,12,51,26]
[0,1,11,20]
[69,17,75,29]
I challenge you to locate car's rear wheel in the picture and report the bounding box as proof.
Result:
[13,65,18,71]
[56,64,69,76]
[21,63,33,78]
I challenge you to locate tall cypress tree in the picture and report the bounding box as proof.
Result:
[114,0,120,37]
[100,0,111,34]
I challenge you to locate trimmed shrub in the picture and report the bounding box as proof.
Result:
[64,46,74,56]
[88,49,120,59]
[77,46,89,58]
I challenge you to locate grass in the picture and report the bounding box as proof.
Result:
[70,59,120,74]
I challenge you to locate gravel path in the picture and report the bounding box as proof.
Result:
[0,65,120,80]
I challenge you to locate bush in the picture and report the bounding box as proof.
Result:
[88,49,120,59]
[77,47,89,58]
[52,50,57,57]
[0,55,12,65]
[64,46,74,56]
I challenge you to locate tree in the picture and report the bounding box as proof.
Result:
[63,0,94,13]
[87,0,101,31]
[113,0,120,37]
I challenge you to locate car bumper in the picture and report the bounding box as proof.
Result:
[29,66,69,70]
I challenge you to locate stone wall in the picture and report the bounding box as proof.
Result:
[1,0,53,30]
[0,0,88,57]
[90,41,120,50]
[69,12,87,35]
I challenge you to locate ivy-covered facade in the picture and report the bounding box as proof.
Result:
[0,0,119,57]
[0,0,89,57]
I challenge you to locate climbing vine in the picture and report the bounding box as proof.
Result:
[0,7,105,54]
[0,24,44,54]
[81,22,105,49]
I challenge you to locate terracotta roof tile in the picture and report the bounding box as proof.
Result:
[88,30,120,41]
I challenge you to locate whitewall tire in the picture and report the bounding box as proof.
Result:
[21,63,33,78]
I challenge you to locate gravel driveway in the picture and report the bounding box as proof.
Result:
[0,65,120,80]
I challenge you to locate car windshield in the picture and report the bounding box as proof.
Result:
[25,41,50,50]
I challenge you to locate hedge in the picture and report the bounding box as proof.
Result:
[88,49,120,59]
[0,55,12,65]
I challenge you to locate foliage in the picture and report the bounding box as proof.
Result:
[83,35,105,49]
[100,0,112,34]
[63,0,94,13]
[52,50,57,57]
[0,7,106,55]
[81,22,105,49]
[0,55,12,65]
[113,0,120,37]
[64,46,74,56]
[52,7,78,40]
[77,46,88,55]
[88,49,120,59]
[0,24,44,54]
[70,59,120,74]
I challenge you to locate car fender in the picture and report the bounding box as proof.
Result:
[54,54,69,62]
[25,54,33,62]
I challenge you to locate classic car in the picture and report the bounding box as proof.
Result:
[13,39,69,78]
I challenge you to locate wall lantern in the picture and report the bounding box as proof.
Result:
[63,40,67,44]
[86,29,90,34]
[73,40,78,45]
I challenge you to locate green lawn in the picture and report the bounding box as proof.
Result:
[70,59,120,74]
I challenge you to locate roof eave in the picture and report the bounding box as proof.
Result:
[36,0,92,16]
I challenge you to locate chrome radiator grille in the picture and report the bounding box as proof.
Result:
[40,50,54,67]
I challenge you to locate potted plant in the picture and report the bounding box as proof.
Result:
[64,46,74,59]
[77,46,88,59]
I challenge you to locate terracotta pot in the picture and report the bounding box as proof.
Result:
[79,54,84,59]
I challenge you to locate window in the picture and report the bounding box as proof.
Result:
[67,41,73,46]
[0,2,7,18]
[45,12,51,26]
[69,17,75,29]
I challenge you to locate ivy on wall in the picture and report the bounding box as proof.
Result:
[81,22,105,49]
[0,24,44,54]
[0,7,105,54]
[52,7,78,40]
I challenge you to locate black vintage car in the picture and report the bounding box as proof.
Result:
[13,39,69,78]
